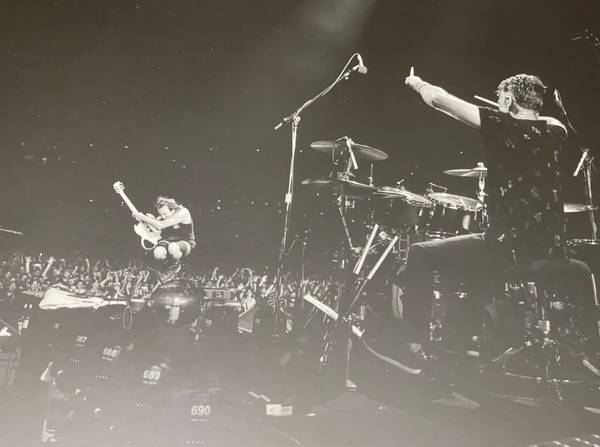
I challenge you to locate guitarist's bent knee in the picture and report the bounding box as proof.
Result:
[153,245,168,260]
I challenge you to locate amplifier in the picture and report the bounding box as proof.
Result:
[203,288,233,302]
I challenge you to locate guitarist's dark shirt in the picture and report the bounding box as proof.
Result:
[161,207,196,248]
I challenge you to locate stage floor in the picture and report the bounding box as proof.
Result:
[1,308,600,447]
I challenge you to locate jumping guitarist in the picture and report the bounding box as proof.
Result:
[132,196,196,266]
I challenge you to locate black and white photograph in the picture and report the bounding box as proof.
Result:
[1,1,600,445]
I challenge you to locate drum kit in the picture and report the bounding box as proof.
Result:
[301,137,600,262]
[300,137,600,395]
[301,138,489,261]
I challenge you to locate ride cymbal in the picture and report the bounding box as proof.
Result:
[310,140,388,161]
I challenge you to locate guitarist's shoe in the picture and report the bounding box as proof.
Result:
[159,262,182,284]
[148,262,182,286]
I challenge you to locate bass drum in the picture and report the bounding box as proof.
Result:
[147,279,202,326]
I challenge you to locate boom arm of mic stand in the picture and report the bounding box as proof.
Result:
[272,53,362,131]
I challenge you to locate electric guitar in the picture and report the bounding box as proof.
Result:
[112,181,161,250]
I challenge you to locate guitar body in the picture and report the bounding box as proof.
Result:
[113,181,162,250]
[134,221,161,250]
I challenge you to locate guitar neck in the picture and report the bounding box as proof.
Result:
[116,191,139,215]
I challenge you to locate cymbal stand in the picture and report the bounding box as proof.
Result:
[582,151,597,240]
[272,53,365,335]
[368,163,374,187]
[330,136,358,181]
[342,136,359,179]
[476,162,488,228]
[566,30,599,238]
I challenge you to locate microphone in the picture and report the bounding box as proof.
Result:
[553,89,563,108]
[573,148,589,177]
[350,54,368,75]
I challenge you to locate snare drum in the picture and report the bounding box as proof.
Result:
[426,192,483,239]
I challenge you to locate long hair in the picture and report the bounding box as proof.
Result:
[496,74,546,113]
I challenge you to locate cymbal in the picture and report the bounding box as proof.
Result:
[564,203,598,214]
[310,140,388,161]
[301,178,377,198]
[373,186,432,207]
[0,227,23,236]
[444,167,488,178]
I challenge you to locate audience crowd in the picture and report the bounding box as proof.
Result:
[0,251,340,313]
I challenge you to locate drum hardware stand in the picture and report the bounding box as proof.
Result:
[475,162,488,229]
[343,234,399,389]
[572,148,598,241]
[316,223,398,389]
[298,232,309,313]
[341,136,359,179]
[272,54,365,336]
[583,151,597,240]
[475,162,486,203]
[485,280,600,400]
[556,47,599,240]
[337,197,356,253]
[284,231,310,314]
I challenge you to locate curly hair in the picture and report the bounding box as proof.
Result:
[154,196,180,211]
[496,74,546,113]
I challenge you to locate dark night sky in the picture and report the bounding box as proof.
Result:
[0,0,599,267]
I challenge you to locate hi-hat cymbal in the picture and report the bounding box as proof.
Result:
[564,203,598,213]
[301,178,377,198]
[310,140,388,161]
[444,167,488,178]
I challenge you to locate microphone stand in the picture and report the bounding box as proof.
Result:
[573,29,600,65]
[271,53,364,335]
[572,29,600,238]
